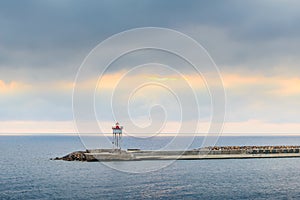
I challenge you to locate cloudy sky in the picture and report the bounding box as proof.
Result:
[0,0,300,135]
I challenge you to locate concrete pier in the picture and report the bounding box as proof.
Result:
[53,146,300,162]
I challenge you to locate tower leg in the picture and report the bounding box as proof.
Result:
[116,134,118,149]
[119,134,122,150]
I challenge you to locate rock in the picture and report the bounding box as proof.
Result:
[53,151,87,161]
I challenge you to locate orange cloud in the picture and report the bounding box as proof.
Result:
[222,73,300,96]
[0,80,31,93]
[271,78,300,96]
[2,71,300,97]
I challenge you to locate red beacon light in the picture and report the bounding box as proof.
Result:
[112,122,123,130]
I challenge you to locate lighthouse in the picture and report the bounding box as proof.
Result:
[112,122,123,150]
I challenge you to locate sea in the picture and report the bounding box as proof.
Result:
[1,135,300,200]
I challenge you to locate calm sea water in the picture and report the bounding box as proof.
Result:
[1,136,300,199]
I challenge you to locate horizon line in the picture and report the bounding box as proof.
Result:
[1,133,300,137]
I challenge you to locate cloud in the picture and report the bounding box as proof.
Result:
[0,79,73,121]
[1,70,299,124]
[223,120,300,135]
[1,119,300,135]
[1,0,300,82]
[220,73,300,96]
[0,80,31,93]
[0,120,75,134]
[1,1,300,134]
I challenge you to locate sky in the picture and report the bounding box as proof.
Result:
[0,0,300,135]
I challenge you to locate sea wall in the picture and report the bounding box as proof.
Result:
[53,146,300,162]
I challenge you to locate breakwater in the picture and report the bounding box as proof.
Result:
[53,145,300,161]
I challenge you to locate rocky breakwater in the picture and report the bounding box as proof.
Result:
[52,149,134,161]
[52,145,300,162]
[52,151,87,161]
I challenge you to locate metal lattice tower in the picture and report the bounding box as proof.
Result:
[112,122,123,150]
